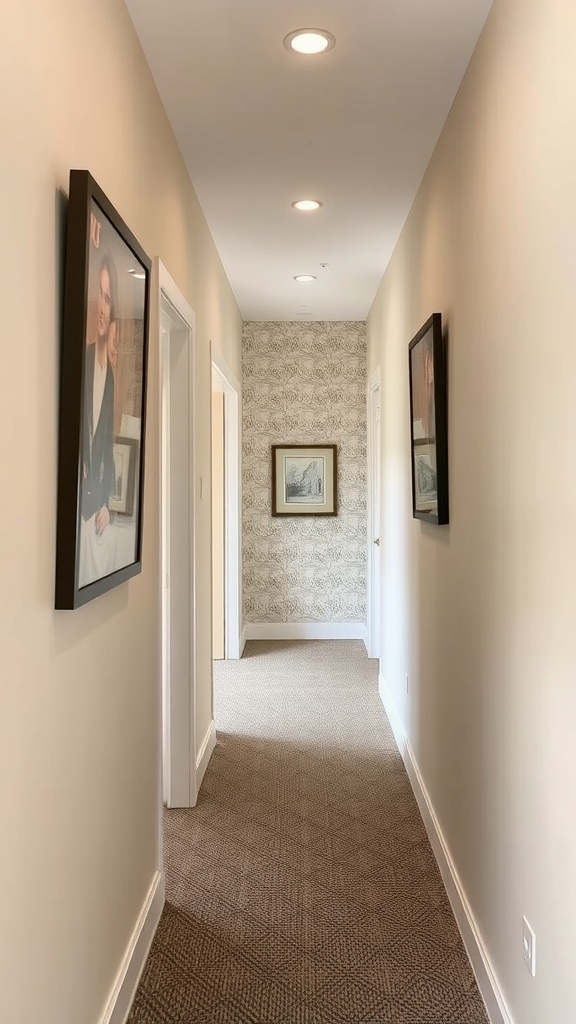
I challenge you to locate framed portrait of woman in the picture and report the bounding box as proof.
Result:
[55,170,151,608]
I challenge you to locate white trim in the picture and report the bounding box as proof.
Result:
[366,367,381,659]
[245,622,368,642]
[98,871,164,1024]
[211,348,242,660]
[156,259,199,809]
[196,719,217,793]
[150,261,165,884]
[211,347,241,395]
[377,676,404,755]
[378,674,514,1024]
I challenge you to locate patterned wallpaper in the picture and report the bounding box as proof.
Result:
[243,321,367,624]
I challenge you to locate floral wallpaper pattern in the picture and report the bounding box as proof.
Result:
[243,322,367,624]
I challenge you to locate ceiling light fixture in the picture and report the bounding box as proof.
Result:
[291,199,322,212]
[283,29,335,55]
[293,275,316,282]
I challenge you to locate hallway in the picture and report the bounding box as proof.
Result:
[128,641,488,1023]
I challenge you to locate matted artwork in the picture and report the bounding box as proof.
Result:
[413,441,437,512]
[109,436,138,516]
[408,312,449,525]
[272,445,337,516]
[55,170,151,608]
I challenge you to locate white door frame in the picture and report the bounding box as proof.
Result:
[366,367,381,659]
[156,258,199,808]
[211,347,242,659]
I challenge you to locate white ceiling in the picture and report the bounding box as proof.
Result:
[124,0,493,321]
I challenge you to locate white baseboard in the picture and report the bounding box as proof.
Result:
[196,719,216,793]
[239,626,247,657]
[378,674,514,1024]
[99,870,164,1024]
[244,622,368,642]
[364,634,376,657]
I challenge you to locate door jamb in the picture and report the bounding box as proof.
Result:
[156,258,198,810]
[366,367,381,659]
[211,347,242,659]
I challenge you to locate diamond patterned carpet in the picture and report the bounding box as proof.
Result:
[128,640,489,1023]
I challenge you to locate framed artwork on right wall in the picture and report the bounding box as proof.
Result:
[408,312,449,525]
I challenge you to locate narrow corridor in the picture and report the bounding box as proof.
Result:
[128,641,488,1024]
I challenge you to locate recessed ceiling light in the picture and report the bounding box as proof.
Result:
[291,199,322,212]
[283,29,336,55]
[293,275,317,282]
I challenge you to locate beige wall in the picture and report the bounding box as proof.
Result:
[367,1,576,1021]
[0,2,242,1023]
[243,321,367,625]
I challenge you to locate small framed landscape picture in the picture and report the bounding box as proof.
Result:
[109,436,138,516]
[272,445,337,516]
[413,441,437,513]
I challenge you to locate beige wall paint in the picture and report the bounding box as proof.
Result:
[367,1,576,1021]
[243,322,367,625]
[0,2,241,1023]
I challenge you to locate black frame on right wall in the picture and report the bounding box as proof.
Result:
[408,312,449,525]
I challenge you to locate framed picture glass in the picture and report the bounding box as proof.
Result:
[109,436,138,516]
[408,313,449,525]
[272,445,337,516]
[55,170,151,608]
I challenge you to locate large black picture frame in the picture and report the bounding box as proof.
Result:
[55,170,151,609]
[408,313,449,525]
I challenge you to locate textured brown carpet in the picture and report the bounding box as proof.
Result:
[128,640,489,1024]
